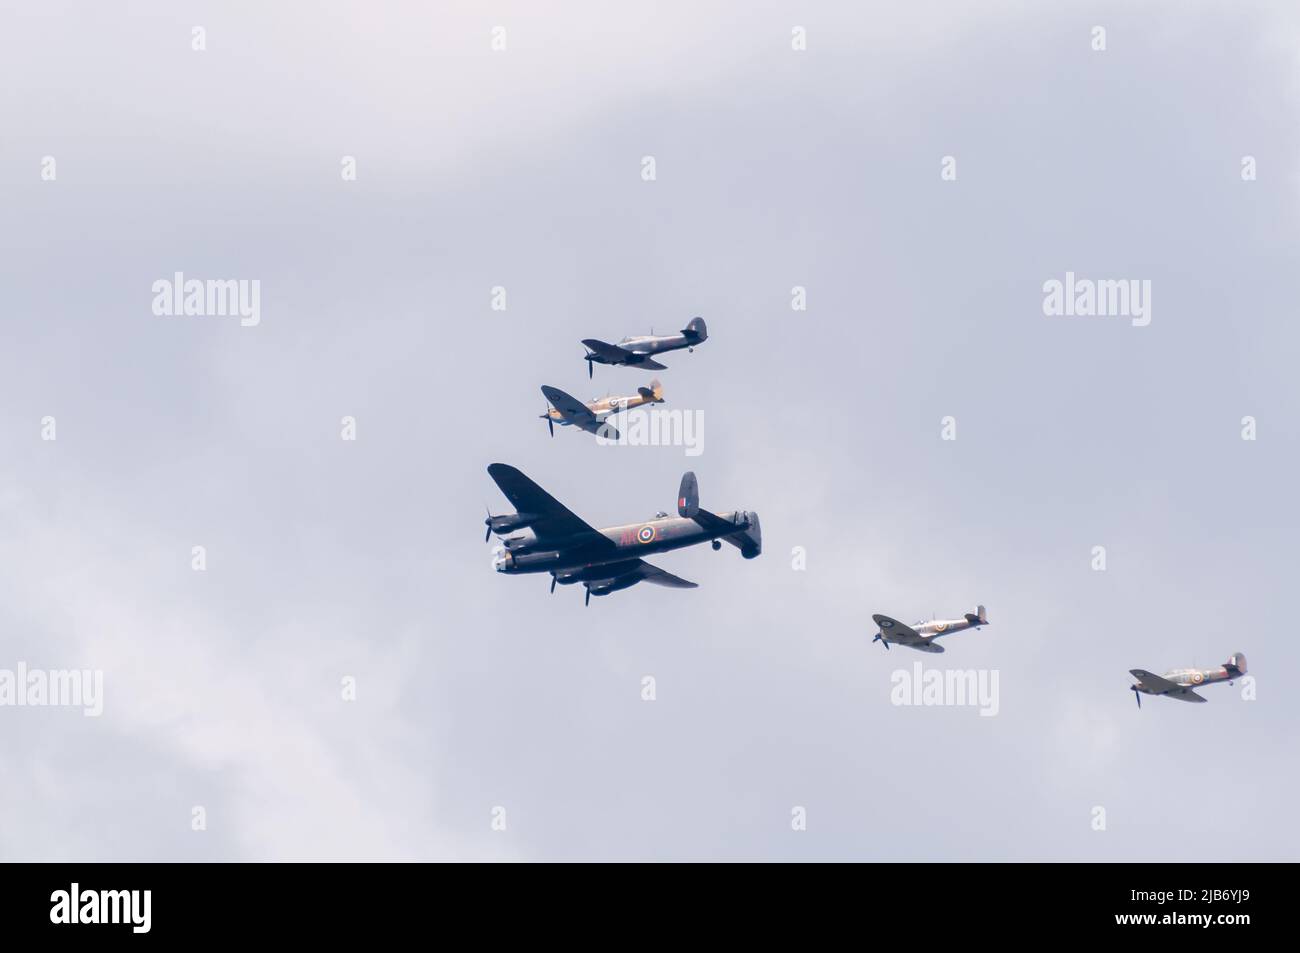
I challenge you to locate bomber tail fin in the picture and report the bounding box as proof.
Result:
[677,471,699,518]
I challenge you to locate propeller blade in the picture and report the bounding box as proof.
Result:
[585,587,591,606]
[587,357,594,379]
[1133,689,1141,709]
[550,575,557,594]
[484,507,493,543]
[548,416,554,437]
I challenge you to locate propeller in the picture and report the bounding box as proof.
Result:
[587,355,594,379]
[1132,687,1142,709]
[544,402,554,437]
[484,506,493,543]
[872,633,890,651]
[550,575,557,594]
[585,586,591,606]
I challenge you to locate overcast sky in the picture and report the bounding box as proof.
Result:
[2,1,1298,861]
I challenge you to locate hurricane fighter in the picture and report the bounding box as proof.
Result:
[1129,653,1247,707]
[581,317,707,378]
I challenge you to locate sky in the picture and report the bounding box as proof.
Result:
[1,0,1298,861]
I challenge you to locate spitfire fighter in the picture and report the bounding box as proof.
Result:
[581,317,707,378]
[539,380,664,439]
[870,606,989,653]
[1128,653,1247,707]
[485,463,760,604]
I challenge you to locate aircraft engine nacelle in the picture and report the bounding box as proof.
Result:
[488,512,538,536]
[502,531,536,552]
[553,571,583,586]
[585,575,641,597]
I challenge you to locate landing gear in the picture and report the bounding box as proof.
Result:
[711,539,722,551]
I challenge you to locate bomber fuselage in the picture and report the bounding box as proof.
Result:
[493,512,752,575]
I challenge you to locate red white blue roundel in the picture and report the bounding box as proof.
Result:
[637,525,657,544]
[880,619,894,629]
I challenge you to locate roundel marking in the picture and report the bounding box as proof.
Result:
[637,525,657,544]
[880,619,894,629]
[935,623,949,633]
[1192,671,1204,684]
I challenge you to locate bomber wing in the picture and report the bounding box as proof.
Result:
[587,559,698,591]
[487,464,616,553]
[631,560,698,589]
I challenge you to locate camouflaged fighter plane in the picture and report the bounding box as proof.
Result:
[539,380,664,439]
[870,606,989,653]
[581,317,707,378]
[1129,653,1247,708]
[485,464,760,604]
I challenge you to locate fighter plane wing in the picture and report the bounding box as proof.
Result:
[578,420,619,439]
[487,464,616,553]
[541,386,596,427]
[627,355,668,370]
[539,387,620,439]
[582,339,636,364]
[1166,687,1208,703]
[1129,669,1182,695]
[872,613,923,644]
[912,642,945,654]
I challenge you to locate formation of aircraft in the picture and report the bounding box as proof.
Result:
[539,379,664,439]
[581,317,708,377]
[870,606,988,653]
[493,315,1253,706]
[485,464,760,604]
[1129,654,1247,707]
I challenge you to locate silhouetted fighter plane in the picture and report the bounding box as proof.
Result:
[581,317,707,377]
[485,463,760,603]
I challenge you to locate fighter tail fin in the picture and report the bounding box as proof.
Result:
[681,316,707,342]
[637,379,664,402]
[1225,652,1247,676]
